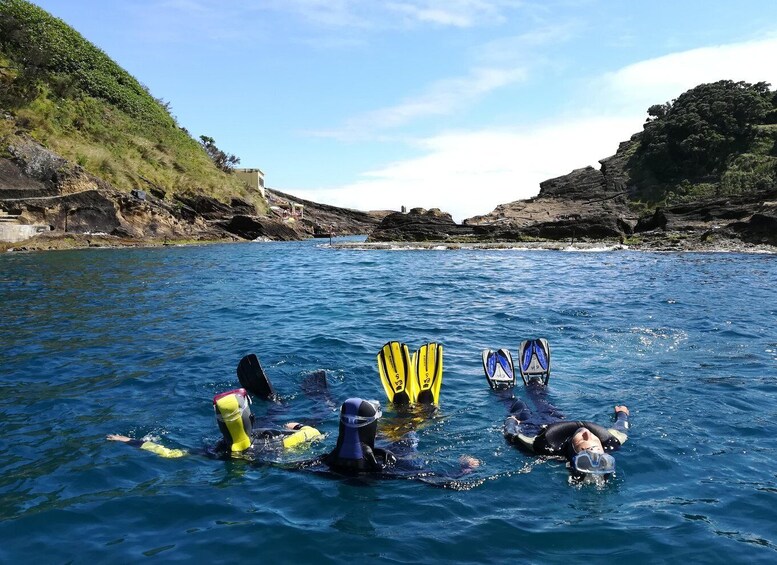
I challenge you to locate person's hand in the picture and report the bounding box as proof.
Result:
[614,405,629,416]
[106,434,131,442]
[284,422,302,430]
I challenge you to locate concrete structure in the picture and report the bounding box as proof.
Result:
[270,202,304,220]
[234,168,265,198]
[0,212,50,243]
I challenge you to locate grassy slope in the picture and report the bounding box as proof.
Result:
[0,0,266,213]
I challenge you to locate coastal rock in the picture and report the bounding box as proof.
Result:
[464,148,636,242]
[266,188,383,237]
[368,208,474,242]
[173,194,237,220]
[728,211,777,245]
[1,137,384,248]
[219,215,300,241]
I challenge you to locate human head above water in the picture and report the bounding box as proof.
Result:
[571,427,604,454]
[335,397,382,451]
[566,427,615,479]
[213,388,253,452]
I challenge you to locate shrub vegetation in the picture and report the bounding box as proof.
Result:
[0,0,265,212]
[629,80,777,205]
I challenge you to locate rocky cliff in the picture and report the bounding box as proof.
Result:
[0,134,383,250]
[368,133,777,250]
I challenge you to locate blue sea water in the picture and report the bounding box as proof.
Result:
[1,239,776,563]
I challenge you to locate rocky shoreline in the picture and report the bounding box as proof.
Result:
[3,129,776,254]
[333,238,776,254]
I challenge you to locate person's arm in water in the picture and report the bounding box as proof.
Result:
[107,422,322,459]
[106,434,188,458]
[606,405,630,446]
[276,422,324,449]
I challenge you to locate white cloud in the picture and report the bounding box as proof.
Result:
[295,35,777,222]
[385,0,516,28]
[595,36,777,116]
[294,116,639,222]
[314,66,528,139]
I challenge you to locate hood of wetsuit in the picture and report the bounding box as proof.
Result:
[332,397,381,461]
[213,388,253,452]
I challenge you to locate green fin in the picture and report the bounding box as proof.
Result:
[377,341,414,404]
[413,342,443,405]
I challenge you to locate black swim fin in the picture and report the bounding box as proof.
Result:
[517,338,551,385]
[237,353,277,401]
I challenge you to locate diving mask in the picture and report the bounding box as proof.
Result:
[572,450,616,475]
[340,399,382,428]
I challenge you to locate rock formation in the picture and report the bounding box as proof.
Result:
[0,135,384,248]
[370,134,777,250]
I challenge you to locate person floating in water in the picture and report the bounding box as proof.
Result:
[107,387,322,459]
[109,351,479,485]
[107,354,325,460]
[483,339,630,483]
[296,341,476,479]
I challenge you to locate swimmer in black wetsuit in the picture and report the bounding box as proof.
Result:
[487,339,630,482]
[503,391,630,481]
[107,354,327,460]
[289,397,480,487]
[107,387,323,459]
[320,397,396,473]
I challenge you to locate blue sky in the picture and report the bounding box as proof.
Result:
[32,0,777,220]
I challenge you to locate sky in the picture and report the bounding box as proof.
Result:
[31,0,777,221]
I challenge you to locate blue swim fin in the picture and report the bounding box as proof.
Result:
[517,339,551,385]
[482,348,515,390]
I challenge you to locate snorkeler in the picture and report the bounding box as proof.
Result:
[484,339,630,482]
[293,396,479,487]
[107,354,324,459]
[109,350,478,485]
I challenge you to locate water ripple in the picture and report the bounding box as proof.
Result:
[1,243,776,561]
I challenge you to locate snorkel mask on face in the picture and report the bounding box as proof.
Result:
[213,388,253,452]
[340,399,382,428]
[572,450,616,475]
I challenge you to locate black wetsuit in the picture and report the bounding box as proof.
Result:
[502,384,629,456]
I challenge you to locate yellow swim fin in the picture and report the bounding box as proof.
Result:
[377,341,415,404]
[413,342,443,405]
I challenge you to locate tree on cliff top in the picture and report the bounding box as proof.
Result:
[199,136,240,173]
[635,80,774,183]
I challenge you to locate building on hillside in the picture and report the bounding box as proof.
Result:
[234,168,265,198]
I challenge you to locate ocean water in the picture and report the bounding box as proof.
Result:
[1,239,776,563]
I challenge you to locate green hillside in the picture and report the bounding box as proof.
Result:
[0,0,264,211]
[627,80,777,206]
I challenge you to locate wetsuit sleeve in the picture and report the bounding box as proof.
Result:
[606,411,629,447]
[281,426,322,449]
[127,439,187,459]
[503,416,537,452]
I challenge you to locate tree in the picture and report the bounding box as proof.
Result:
[199,135,240,173]
[636,80,773,182]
